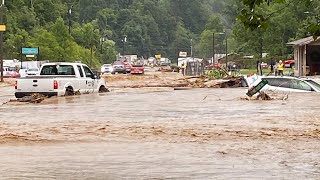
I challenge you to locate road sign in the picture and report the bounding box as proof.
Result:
[155,54,161,59]
[246,79,268,97]
[0,25,6,31]
[22,48,39,55]
[179,51,187,57]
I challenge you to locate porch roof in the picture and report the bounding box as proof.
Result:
[287,36,320,46]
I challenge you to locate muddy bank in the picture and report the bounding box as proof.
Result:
[0,122,318,144]
[103,72,243,89]
[0,78,15,87]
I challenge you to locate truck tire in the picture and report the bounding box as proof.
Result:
[65,86,74,96]
[99,85,109,93]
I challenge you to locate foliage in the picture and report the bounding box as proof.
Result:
[1,0,319,69]
[206,69,226,80]
[239,0,320,38]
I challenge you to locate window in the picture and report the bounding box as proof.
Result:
[77,65,84,77]
[40,65,75,75]
[306,80,320,91]
[262,78,290,88]
[82,66,94,78]
[289,79,312,91]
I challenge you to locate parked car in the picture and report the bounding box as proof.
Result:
[246,75,320,93]
[3,66,17,77]
[101,64,113,74]
[130,64,144,74]
[284,60,295,68]
[19,69,28,77]
[27,68,40,75]
[15,62,107,98]
[111,64,127,74]
[123,61,131,73]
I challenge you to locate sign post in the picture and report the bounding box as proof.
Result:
[246,79,268,97]
[0,2,5,82]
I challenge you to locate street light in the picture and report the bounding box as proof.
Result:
[212,32,224,65]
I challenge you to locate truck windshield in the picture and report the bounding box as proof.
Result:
[40,65,75,75]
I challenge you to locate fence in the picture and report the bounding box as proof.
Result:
[185,61,205,76]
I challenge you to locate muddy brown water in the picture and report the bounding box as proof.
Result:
[0,87,319,179]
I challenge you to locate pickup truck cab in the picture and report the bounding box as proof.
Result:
[15,62,107,98]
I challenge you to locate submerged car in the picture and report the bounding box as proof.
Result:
[247,75,320,93]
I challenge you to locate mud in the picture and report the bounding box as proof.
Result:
[0,74,319,178]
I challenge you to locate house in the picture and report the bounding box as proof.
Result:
[287,36,320,76]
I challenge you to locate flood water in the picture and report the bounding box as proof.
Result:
[0,87,319,179]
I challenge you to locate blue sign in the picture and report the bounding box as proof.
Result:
[22,48,39,55]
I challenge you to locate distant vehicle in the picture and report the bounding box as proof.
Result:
[130,64,144,74]
[284,60,295,68]
[27,68,40,75]
[101,64,113,74]
[15,62,107,98]
[123,61,131,73]
[245,75,320,93]
[111,62,127,74]
[19,69,27,77]
[260,62,268,69]
[3,66,17,77]
[205,63,222,70]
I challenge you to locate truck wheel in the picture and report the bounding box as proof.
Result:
[65,86,74,96]
[99,85,109,93]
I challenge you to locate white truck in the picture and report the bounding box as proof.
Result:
[15,62,108,98]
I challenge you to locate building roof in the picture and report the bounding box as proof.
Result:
[287,36,320,46]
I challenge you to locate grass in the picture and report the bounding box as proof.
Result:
[239,68,294,76]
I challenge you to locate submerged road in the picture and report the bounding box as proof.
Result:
[0,86,319,179]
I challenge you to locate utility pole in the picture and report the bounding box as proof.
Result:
[212,32,215,65]
[190,39,193,58]
[122,35,127,56]
[225,35,228,69]
[68,6,73,35]
[0,0,5,82]
[260,31,263,76]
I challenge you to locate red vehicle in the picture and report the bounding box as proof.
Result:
[130,64,144,74]
[284,60,295,68]
[206,63,222,70]
[123,61,131,73]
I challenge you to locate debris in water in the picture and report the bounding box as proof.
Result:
[17,93,47,103]
[241,91,289,101]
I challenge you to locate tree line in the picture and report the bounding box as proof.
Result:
[1,0,319,68]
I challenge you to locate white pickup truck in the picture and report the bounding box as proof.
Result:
[15,62,107,98]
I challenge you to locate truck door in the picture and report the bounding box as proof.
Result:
[82,65,95,92]
[77,65,88,93]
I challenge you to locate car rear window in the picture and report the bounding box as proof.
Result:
[262,78,290,88]
[40,65,75,75]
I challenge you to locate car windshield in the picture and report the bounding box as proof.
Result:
[305,80,320,91]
